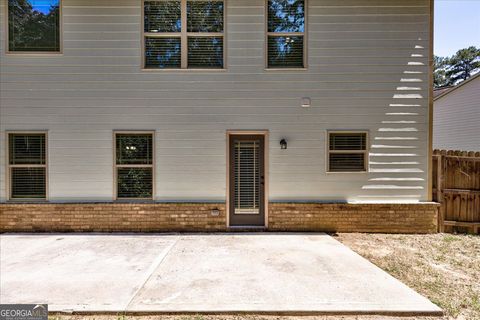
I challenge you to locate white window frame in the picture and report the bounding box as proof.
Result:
[265,0,307,70]
[113,131,155,200]
[5,0,63,55]
[6,131,49,201]
[142,0,226,70]
[326,131,369,173]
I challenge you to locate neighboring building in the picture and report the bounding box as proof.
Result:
[433,73,480,151]
[433,86,453,99]
[0,0,437,233]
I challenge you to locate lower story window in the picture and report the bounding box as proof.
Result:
[8,133,47,199]
[328,132,368,172]
[115,132,154,199]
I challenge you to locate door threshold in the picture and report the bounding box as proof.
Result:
[228,225,267,232]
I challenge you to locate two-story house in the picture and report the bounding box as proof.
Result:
[0,0,438,233]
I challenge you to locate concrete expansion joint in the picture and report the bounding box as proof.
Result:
[124,235,181,310]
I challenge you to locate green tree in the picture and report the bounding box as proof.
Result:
[8,0,60,51]
[434,46,480,87]
[445,46,480,85]
[434,55,448,88]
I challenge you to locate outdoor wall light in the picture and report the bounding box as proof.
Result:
[280,139,288,150]
[301,97,311,108]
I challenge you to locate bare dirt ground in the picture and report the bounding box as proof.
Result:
[49,233,479,320]
[49,315,442,320]
[337,233,480,320]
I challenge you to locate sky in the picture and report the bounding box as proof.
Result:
[435,0,480,57]
[30,0,59,14]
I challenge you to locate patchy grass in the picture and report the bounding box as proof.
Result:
[337,233,480,320]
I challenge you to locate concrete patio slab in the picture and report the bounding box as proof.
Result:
[0,233,442,315]
[0,234,178,312]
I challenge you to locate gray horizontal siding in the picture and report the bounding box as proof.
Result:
[433,77,480,151]
[0,0,431,202]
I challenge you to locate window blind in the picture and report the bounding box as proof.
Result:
[11,168,46,199]
[9,134,46,165]
[329,133,367,151]
[329,154,366,172]
[144,0,181,33]
[267,36,304,68]
[267,0,305,68]
[188,37,223,68]
[115,133,154,199]
[187,1,223,32]
[8,133,47,199]
[328,132,367,172]
[8,0,60,52]
[268,0,305,33]
[143,0,224,69]
[234,140,260,214]
[117,168,153,198]
[145,37,181,69]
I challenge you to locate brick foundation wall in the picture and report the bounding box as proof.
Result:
[1,202,438,233]
[0,203,227,232]
[269,203,439,233]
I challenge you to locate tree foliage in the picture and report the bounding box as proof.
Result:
[116,135,153,198]
[434,56,448,88]
[268,0,305,32]
[267,0,305,67]
[187,1,223,32]
[144,1,181,33]
[434,46,480,88]
[144,0,224,68]
[8,0,60,51]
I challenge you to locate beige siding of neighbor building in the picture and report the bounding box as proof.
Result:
[433,75,480,151]
[0,0,432,203]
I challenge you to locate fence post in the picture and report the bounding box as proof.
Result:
[436,152,445,232]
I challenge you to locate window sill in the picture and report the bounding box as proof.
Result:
[114,198,155,202]
[5,51,63,56]
[7,199,48,203]
[141,68,227,72]
[264,68,308,71]
[326,171,368,174]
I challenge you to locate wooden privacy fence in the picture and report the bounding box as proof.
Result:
[433,150,480,234]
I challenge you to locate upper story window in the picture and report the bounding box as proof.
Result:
[7,0,61,53]
[328,132,368,172]
[267,0,305,68]
[8,133,47,200]
[144,0,225,69]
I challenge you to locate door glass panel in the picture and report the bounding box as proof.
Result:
[234,140,260,214]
